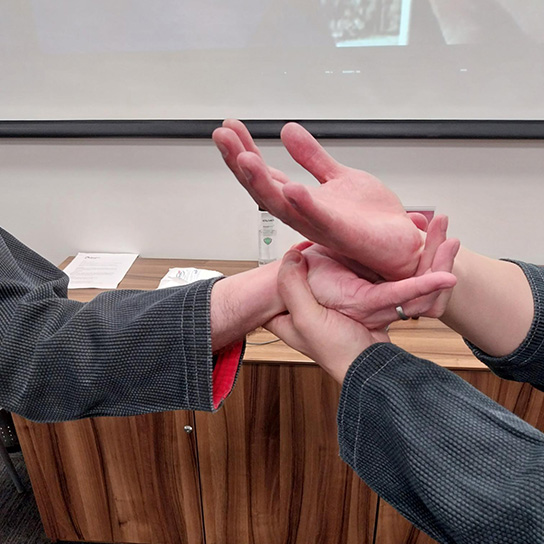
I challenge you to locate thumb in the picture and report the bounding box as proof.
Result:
[278,250,324,329]
[406,212,429,232]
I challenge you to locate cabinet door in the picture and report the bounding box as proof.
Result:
[374,370,544,543]
[14,411,204,544]
[196,363,378,544]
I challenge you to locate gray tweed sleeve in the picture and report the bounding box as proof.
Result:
[338,343,544,543]
[0,227,243,422]
[466,260,544,390]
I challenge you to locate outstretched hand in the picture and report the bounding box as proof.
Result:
[213,119,427,280]
[301,214,458,329]
[266,250,387,383]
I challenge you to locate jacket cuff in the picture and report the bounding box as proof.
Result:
[337,343,407,469]
[186,276,246,411]
[212,341,245,410]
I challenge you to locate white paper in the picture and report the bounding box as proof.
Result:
[157,267,222,289]
[64,253,139,289]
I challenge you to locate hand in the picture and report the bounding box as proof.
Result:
[266,250,387,383]
[213,119,426,280]
[301,220,458,330]
[407,214,460,319]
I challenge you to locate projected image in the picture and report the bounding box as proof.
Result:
[28,0,270,52]
[2,0,543,121]
[324,0,412,47]
[24,0,544,53]
[426,0,544,45]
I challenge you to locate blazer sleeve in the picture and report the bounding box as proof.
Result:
[0,227,244,423]
[337,343,544,543]
[465,260,544,391]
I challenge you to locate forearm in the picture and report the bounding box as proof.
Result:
[0,226,276,421]
[338,343,544,543]
[210,260,284,352]
[1,279,230,421]
[441,247,534,357]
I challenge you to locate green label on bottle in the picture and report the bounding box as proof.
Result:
[263,237,273,245]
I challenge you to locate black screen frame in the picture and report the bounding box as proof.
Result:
[1,119,544,139]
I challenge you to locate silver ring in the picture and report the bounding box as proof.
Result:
[395,305,410,321]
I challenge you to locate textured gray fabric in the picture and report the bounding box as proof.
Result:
[0,227,241,423]
[337,260,544,543]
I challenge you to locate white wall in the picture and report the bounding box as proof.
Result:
[1,137,543,268]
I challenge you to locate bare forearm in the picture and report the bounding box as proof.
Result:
[441,248,534,357]
[210,261,284,352]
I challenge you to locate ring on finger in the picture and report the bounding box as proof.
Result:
[395,305,410,321]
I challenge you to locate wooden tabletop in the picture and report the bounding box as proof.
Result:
[60,256,485,371]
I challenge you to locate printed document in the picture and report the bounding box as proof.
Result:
[63,253,139,289]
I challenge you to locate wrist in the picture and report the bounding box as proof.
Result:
[210,260,284,352]
[319,354,357,384]
[441,248,534,357]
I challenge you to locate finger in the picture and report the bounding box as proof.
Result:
[264,313,298,347]
[222,120,289,185]
[338,270,456,325]
[238,152,313,234]
[416,214,449,275]
[268,166,290,185]
[407,212,428,232]
[221,120,291,185]
[222,119,264,157]
[280,122,343,184]
[212,127,249,185]
[431,238,461,274]
[236,151,284,211]
[292,240,314,252]
[341,306,398,331]
[388,239,459,320]
[367,271,457,319]
[402,288,450,320]
[277,250,324,330]
[402,246,459,317]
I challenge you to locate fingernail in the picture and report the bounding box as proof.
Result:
[285,251,302,265]
[216,143,228,159]
[241,166,253,182]
[292,241,313,252]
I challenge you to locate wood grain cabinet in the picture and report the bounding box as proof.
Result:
[15,410,204,544]
[14,362,378,544]
[10,259,544,544]
[196,363,377,544]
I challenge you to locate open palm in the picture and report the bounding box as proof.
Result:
[303,226,458,330]
[213,119,426,280]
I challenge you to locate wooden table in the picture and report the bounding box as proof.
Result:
[13,258,544,544]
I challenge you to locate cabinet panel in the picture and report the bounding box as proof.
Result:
[375,370,544,543]
[196,364,378,544]
[456,371,544,432]
[14,411,203,544]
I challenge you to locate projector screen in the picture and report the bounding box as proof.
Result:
[1,0,543,137]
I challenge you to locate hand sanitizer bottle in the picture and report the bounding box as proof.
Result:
[258,207,277,266]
